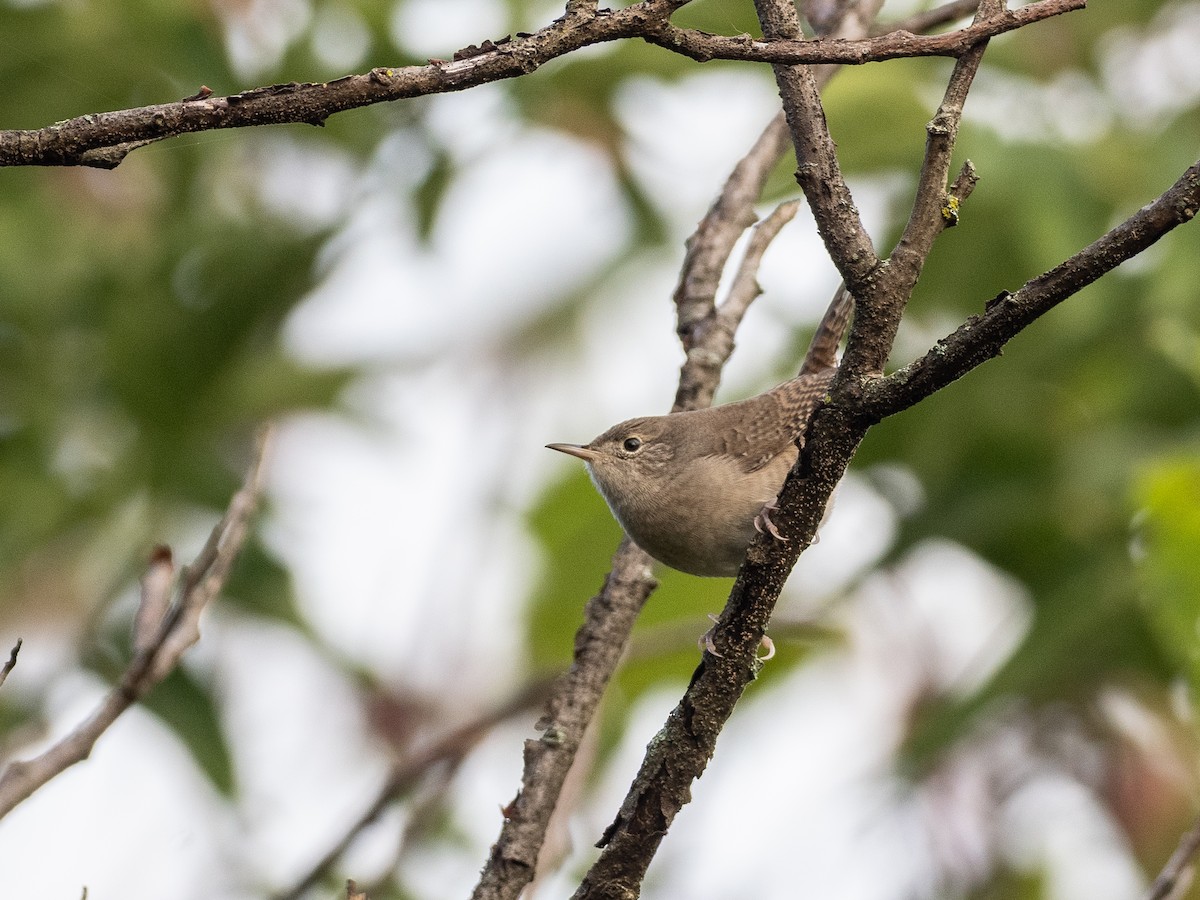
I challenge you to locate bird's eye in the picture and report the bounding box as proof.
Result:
[622,437,642,453]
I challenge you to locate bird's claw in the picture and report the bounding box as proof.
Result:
[757,635,775,662]
[699,613,723,657]
[753,502,787,542]
[699,616,775,663]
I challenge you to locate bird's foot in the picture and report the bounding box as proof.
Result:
[753,501,787,542]
[699,614,723,657]
[698,615,776,662]
[757,635,775,662]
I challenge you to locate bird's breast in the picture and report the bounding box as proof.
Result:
[592,448,795,577]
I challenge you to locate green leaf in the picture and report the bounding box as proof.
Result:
[142,665,236,796]
[1135,457,1200,694]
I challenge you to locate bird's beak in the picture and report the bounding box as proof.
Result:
[546,442,599,462]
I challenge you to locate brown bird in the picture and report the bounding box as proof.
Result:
[547,288,852,576]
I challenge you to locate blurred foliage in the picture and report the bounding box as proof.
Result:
[0,0,1199,896]
[1137,459,1200,690]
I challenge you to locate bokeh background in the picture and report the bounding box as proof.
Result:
[2,0,1200,897]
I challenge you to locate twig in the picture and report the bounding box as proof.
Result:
[753,0,881,297]
[716,199,803,332]
[0,427,274,820]
[281,675,557,900]
[0,640,22,691]
[672,114,792,363]
[671,57,854,412]
[844,0,992,380]
[1144,812,1200,900]
[883,0,981,35]
[647,1,1084,66]
[133,546,174,654]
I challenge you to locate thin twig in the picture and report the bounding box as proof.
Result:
[0,640,22,691]
[843,0,993,380]
[133,546,174,654]
[716,199,803,332]
[0,427,274,820]
[281,674,557,900]
[754,0,881,298]
[672,114,792,365]
[670,56,851,413]
[1144,812,1200,900]
[882,0,981,35]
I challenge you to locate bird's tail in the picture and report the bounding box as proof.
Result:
[799,285,854,375]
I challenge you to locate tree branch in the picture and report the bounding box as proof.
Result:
[0,640,21,692]
[648,0,1083,65]
[0,0,1083,169]
[472,27,840,897]
[569,0,1118,892]
[861,159,1200,419]
[1144,811,1200,900]
[672,113,792,367]
[470,542,657,900]
[841,0,993,381]
[717,199,804,334]
[753,0,882,295]
[0,427,273,820]
[883,0,982,35]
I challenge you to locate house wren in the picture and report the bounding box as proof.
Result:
[548,288,852,577]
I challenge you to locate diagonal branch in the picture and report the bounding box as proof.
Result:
[279,674,558,900]
[861,159,1200,419]
[1144,810,1200,900]
[842,0,994,380]
[886,0,982,34]
[469,543,657,900]
[0,427,273,820]
[753,0,881,295]
[0,0,690,169]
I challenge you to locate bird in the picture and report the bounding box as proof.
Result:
[547,287,852,577]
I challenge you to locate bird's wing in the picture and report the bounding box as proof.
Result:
[709,369,837,473]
